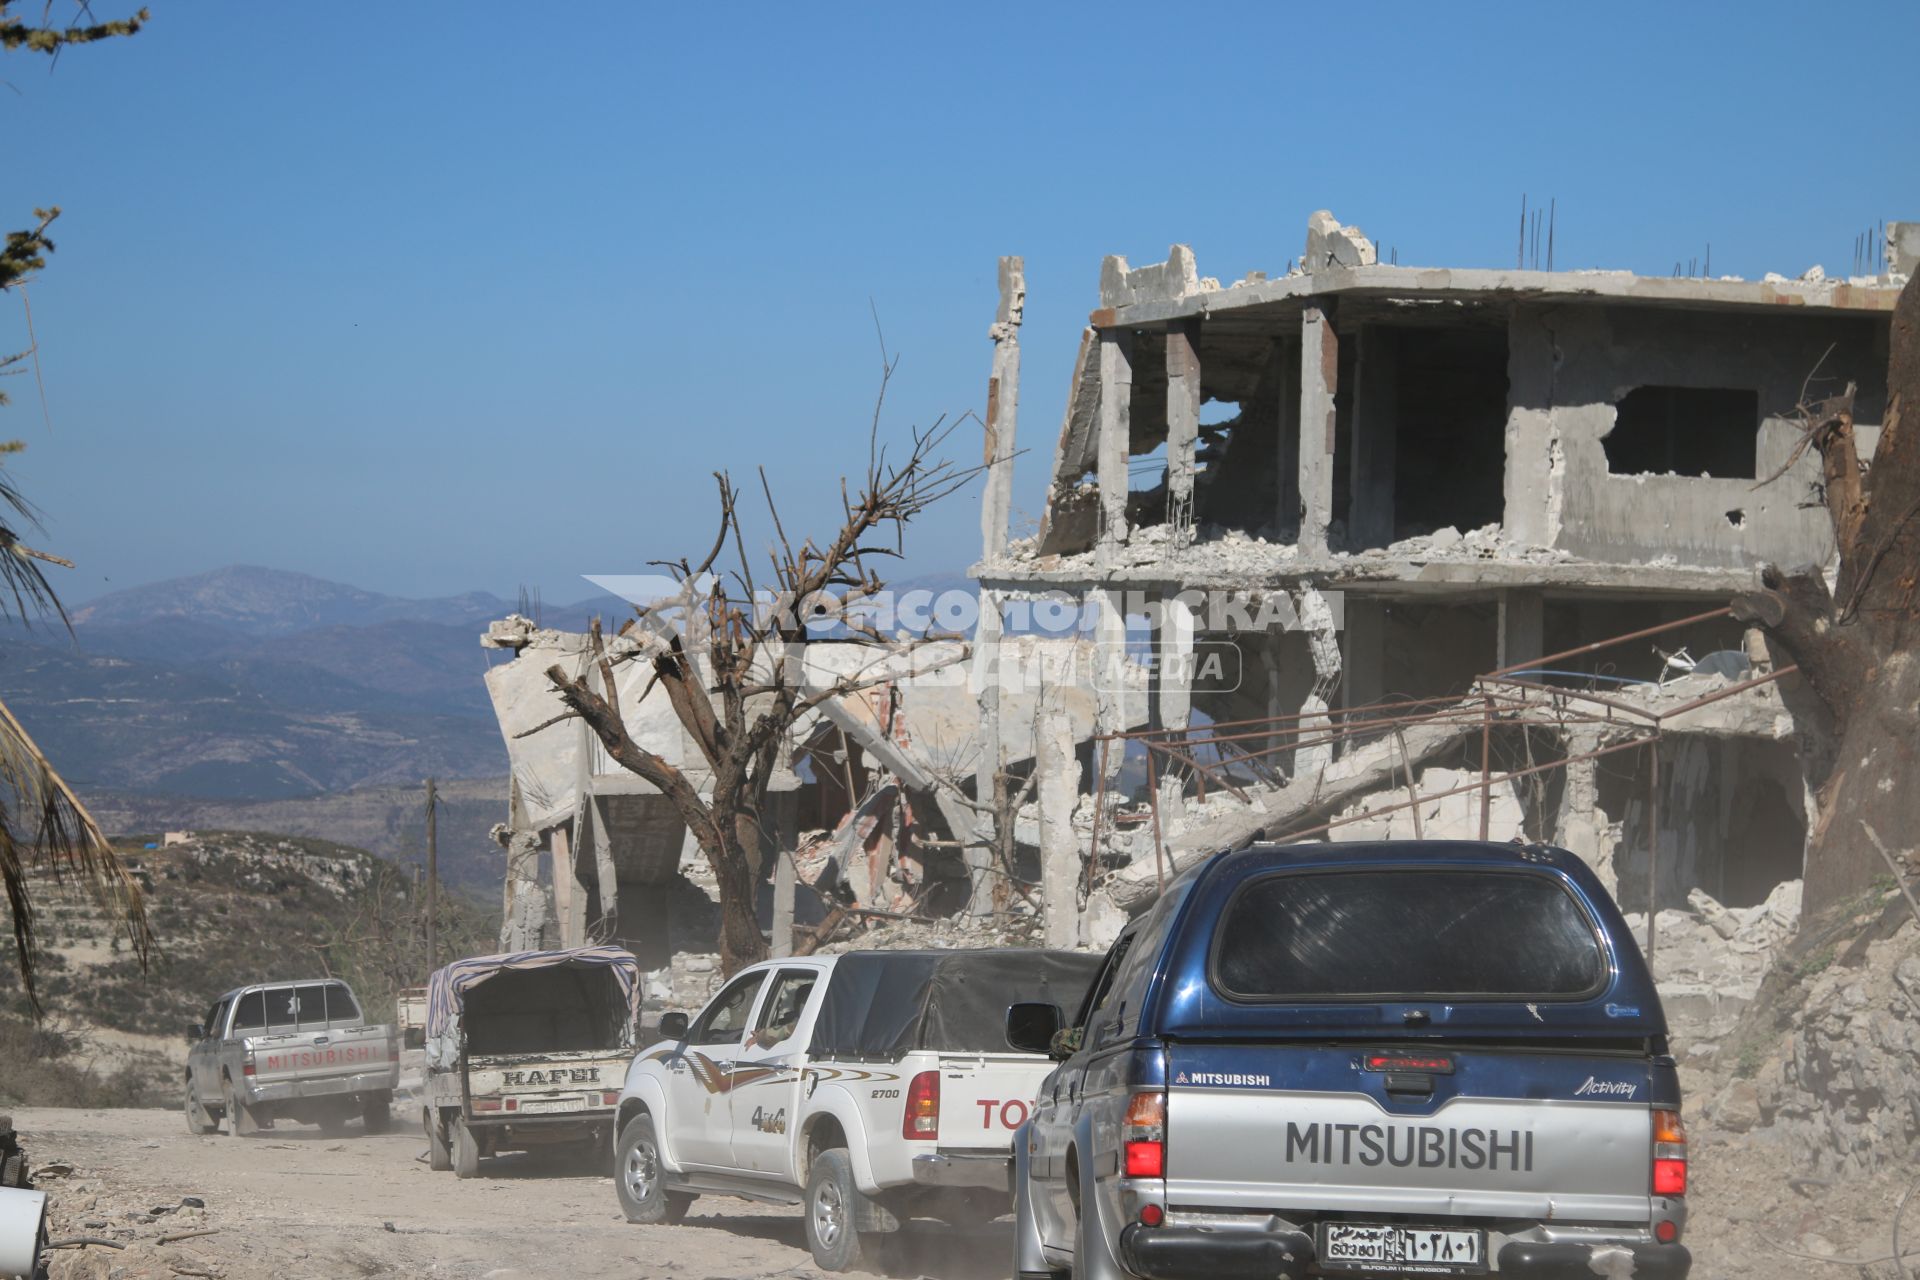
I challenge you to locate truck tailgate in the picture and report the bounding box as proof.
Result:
[250,1027,391,1090]
[467,1050,625,1115]
[1164,1044,1653,1223]
[936,1054,1056,1149]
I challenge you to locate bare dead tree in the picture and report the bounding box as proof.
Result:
[1735,274,1920,913]
[533,370,983,975]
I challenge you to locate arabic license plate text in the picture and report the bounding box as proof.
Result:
[1320,1224,1485,1273]
[517,1097,587,1115]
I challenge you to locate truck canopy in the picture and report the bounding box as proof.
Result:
[426,946,640,1069]
[808,949,1102,1060]
[1150,841,1667,1042]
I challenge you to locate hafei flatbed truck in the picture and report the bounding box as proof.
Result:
[423,946,641,1178]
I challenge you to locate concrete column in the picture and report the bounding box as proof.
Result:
[1091,586,1128,782]
[1556,731,1615,894]
[1504,306,1557,549]
[1165,319,1202,549]
[550,825,585,948]
[1262,634,1291,779]
[1497,589,1546,671]
[771,846,795,958]
[968,587,1004,917]
[587,794,619,942]
[980,256,1024,563]
[1293,586,1343,782]
[1036,697,1083,950]
[1349,326,1398,550]
[1097,330,1133,561]
[1275,340,1301,537]
[1342,596,1386,714]
[1299,304,1339,555]
[1156,592,1196,827]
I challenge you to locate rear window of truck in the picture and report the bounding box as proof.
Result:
[1212,869,1606,1000]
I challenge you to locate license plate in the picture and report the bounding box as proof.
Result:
[1319,1223,1486,1273]
[517,1097,587,1115]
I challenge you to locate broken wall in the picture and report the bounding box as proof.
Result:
[1506,305,1887,566]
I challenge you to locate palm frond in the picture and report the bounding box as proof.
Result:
[0,442,70,628]
[0,693,150,1014]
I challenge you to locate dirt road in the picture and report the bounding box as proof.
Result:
[12,1107,1012,1280]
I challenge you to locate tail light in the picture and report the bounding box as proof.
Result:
[903,1070,939,1140]
[1123,1091,1165,1178]
[242,1050,256,1078]
[473,1097,503,1113]
[601,1091,620,1106]
[1651,1109,1686,1196]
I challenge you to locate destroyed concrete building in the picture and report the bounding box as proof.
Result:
[478,212,1910,1034]
[970,212,1910,965]
[476,612,1145,991]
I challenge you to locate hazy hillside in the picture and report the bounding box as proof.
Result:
[84,776,512,895]
[0,566,627,799]
[0,831,497,1108]
[68,565,516,635]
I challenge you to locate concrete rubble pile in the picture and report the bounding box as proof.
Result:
[1702,915,1920,1178]
[1628,879,1803,1057]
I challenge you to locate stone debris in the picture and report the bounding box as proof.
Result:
[1622,879,1803,1059]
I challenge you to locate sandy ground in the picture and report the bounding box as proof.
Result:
[11,1107,1012,1280]
[15,1105,1915,1280]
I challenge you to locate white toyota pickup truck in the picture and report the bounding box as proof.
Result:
[612,948,1101,1271]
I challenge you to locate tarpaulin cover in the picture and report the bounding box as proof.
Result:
[808,949,1103,1061]
[425,946,639,1070]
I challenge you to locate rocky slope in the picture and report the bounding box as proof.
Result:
[1,831,497,1109]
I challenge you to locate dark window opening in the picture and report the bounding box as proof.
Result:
[1391,328,1510,541]
[1605,386,1758,479]
[1213,869,1605,1000]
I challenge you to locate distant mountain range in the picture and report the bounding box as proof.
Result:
[1,563,975,809]
[0,565,619,802]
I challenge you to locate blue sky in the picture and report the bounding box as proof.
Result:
[3,1,1914,605]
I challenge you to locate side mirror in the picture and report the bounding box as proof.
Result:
[186,1023,205,1044]
[1048,1026,1084,1061]
[658,1011,689,1041]
[1005,1002,1062,1055]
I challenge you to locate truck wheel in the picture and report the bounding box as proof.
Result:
[223,1079,259,1137]
[183,1081,217,1136]
[362,1092,393,1135]
[451,1116,481,1179]
[426,1109,452,1172]
[804,1148,875,1273]
[615,1114,691,1224]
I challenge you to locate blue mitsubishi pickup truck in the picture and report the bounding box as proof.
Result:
[1007,840,1689,1280]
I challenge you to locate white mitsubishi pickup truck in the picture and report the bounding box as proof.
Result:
[613,948,1101,1271]
[183,979,397,1136]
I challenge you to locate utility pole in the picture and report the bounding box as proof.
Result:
[425,777,439,975]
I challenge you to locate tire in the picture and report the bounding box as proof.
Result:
[804,1148,875,1273]
[426,1109,452,1172]
[615,1114,691,1225]
[223,1079,259,1137]
[183,1081,217,1136]
[362,1092,393,1135]
[451,1115,481,1179]
[0,1153,22,1189]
